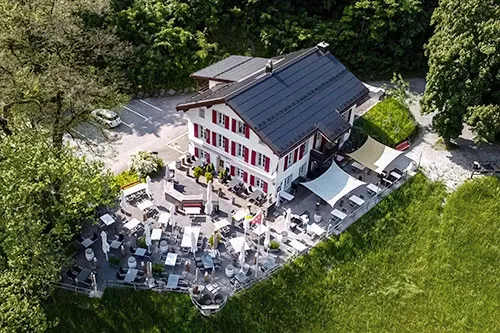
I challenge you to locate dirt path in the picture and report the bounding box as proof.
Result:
[368,78,500,190]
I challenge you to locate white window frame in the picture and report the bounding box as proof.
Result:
[199,125,207,140]
[286,153,293,166]
[236,167,245,180]
[284,174,293,189]
[217,134,225,149]
[217,111,225,127]
[237,120,246,135]
[255,177,265,190]
[299,162,307,176]
[199,150,208,162]
[236,143,245,159]
[256,152,266,168]
[199,108,205,119]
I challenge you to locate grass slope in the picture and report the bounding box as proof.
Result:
[356,98,417,146]
[46,174,500,332]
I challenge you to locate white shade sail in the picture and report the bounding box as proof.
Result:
[301,162,366,207]
[181,226,200,248]
[347,136,403,174]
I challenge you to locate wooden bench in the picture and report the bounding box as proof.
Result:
[395,140,410,151]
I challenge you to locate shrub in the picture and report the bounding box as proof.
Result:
[205,172,213,183]
[137,236,146,248]
[193,166,203,180]
[152,263,164,275]
[208,233,222,247]
[128,151,163,178]
[269,240,280,250]
[108,256,121,267]
[115,170,141,188]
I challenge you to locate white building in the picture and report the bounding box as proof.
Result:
[176,42,369,199]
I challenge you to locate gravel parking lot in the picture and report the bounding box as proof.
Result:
[71,95,191,173]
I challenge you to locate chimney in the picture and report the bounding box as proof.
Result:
[265,60,273,73]
[317,41,329,54]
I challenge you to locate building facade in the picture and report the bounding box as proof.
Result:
[177,42,368,199]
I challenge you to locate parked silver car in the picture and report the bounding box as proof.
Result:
[91,109,121,128]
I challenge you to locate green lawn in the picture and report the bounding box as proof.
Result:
[46,174,500,332]
[356,97,417,146]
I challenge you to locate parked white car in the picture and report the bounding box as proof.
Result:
[91,109,121,128]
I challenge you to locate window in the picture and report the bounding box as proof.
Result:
[299,162,307,176]
[236,143,245,159]
[255,177,265,189]
[199,150,208,161]
[286,153,293,166]
[237,120,245,135]
[198,108,205,119]
[217,134,225,149]
[256,152,266,168]
[218,159,225,169]
[199,125,207,140]
[284,174,293,189]
[217,111,225,127]
[236,167,245,180]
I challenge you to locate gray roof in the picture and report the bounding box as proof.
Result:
[178,47,368,156]
[191,55,269,82]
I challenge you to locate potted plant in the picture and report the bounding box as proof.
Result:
[152,263,164,276]
[108,256,121,267]
[193,166,203,183]
[208,233,222,248]
[205,172,213,183]
[269,240,280,252]
[137,236,147,248]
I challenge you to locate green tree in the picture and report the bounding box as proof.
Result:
[0,0,130,148]
[0,132,118,331]
[467,105,500,143]
[422,0,500,143]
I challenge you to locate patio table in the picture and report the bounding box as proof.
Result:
[331,209,347,220]
[76,268,91,283]
[252,224,269,237]
[99,213,115,226]
[307,223,326,236]
[232,209,246,222]
[229,236,250,253]
[234,272,249,284]
[134,248,147,256]
[110,240,122,249]
[367,183,381,195]
[228,178,242,189]
[289,239,307,252]
[249,189,264,201]
[351,161,366,171]
[123,183,147,197]
[166,274,180,288]
[390,171,402,180]
[124,268,138,283]
[262,258,277,271]
[213,219,230,231]
[158,212,171,226]
[164,252,178,266]
[124,218,141,231]
[279,190,294,202]
[349,195,365,206]
[206,283,221,294]
[202,254,214,270]
[192,159,204,168]
[151,228,162,241]
[137,200,154,211]
[80,238,93,248]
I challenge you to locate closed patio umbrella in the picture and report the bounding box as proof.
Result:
[191,232,197,254]
[264,224,271,249]
[146,175,152,197]
[120,191,126,211]
[285,208,292,231]
[205,180,213,216]
[100,231,110,261]
[165,164,170,182]
[239,242,246,273]
[276,191,281,208]
[244,207,251,237]
[145,221,152,251]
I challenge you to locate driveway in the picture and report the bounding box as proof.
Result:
[71,95,191,174]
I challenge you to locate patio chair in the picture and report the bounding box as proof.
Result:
[119,266,128,275]
[66,269,77,280]
[90,233,98,242]
[117,234,125,243]
[144,251,152,259]
[72,264,83,273]
[129,246,137,255]
[115,272,125,280]
[75,235,84,243]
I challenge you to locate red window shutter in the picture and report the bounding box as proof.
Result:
[194,147,199,157]
[212,132,217,146]
[299,143,305,159]
[250,175,255,186]
[206,129,211,144]
[225,116,230,129]
[206,153,210,163]
[251,150,256,165]
[284,155,288,171]
[243,171,248,183]
[212,110,217,124]
[230,166,235,176]
[231,141,236,156]
[224,138,229,153]
[232,119,236,132]
[264,157,270,172]
[245,125,250,139]
[194,124,198,138]
[244,147,249,163]
[263,181,268,193]
[293,148,298,163]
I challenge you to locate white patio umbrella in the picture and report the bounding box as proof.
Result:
[144,221,152,251]
[276,191,281,208]
[244,206,251,237]
[285,208,292,231]
[100,231,110,261]
[91,272,97,294]
[146,175,152,197]
[205,180,213,215]
[120,191,126,211]
[191,232,197,254]
[264,224,271,249]
[165,164,170,182]
[239,242,246,272]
